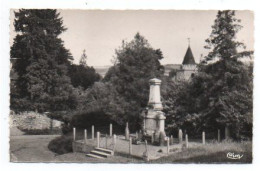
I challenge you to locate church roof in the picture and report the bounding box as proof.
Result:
[182,46,196,65]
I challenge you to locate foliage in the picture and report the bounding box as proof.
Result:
[18,127,61,135]
[48,135,73,154]
[169,69,178,78]
[69,111,124,134]
[199,10,253,138]
[203,10,253,63]
[164,10,253,139]
[103,33,164,129]
[68,64,101,90]
[10,9,75,112]
[74,82,128,126]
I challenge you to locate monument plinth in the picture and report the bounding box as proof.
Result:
[142,78,166,144]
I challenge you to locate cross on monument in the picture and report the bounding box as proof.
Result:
[188,37,190,46]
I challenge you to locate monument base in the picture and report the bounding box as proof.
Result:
[142,109,166,145]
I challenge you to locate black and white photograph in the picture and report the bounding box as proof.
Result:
[8,9,254,163]
[1,0,258,167]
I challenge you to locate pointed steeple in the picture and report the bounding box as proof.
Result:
[182,45,196,65]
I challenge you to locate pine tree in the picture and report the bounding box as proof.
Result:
[164,10,253,139]
[10,9,75,112]
[201,11,253,136]
[79,49,87,67]
[203,10,253,63]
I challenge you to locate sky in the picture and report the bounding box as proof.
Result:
[9,10,254,66]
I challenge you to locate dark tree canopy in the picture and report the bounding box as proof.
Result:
[103,33,164,128]
[105,33,164,106]
[10,9,75,112]
[164,10,253,139]
[68,64,101,90]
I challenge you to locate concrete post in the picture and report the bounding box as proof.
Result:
[73,127,76,141]
[109,123,112,137]
[129,137,132,155]
[84,129,87,144]
[218,129,220,142]
[178,129,183,143]
[185,134,189,148]
[167,137,169,154]
[113,134,117,152]
[202,131,205,145]
[138,130,142,139]
[136,131,138,139]
[106,134,108,148]
[143,140,149,161]
[92,125,94,139]
[91,125,95,140]
[145,140,148,154]
[225,126,230,139]
[97,132,100,148]
[125,122,130,140]
[170,135,173,145]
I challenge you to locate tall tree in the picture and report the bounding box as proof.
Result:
[104,33,164,129]
[201,10,253,137]
[10,9,75,112]
[203,10,252,63]
[165,10,253,139]
[79,49,87,67]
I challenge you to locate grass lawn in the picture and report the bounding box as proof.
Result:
[151,141,252,163]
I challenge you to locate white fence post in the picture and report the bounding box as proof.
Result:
[170,135,173,145]
[92,125,94,139]
[109,123,113,137]
[106,134,108,149]
[125,122,129,140]
[185,134,189,148]
[129,137,132,155]
[178,129,183,143]
[218,129,220,142]
[202,131,205,145]
[73,127,76,141]
[167,137,169,154]
[84,129,87,144]
[97,132,100,148]
[113,134,117,153]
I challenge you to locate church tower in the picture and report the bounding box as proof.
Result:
[176,43,197,80]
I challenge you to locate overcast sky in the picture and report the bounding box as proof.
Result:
[10,10,254,66]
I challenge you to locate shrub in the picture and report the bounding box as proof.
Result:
[61,123,72,135]
[70,111,124,134]
[48,135,73,154]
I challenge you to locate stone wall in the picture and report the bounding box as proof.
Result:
[10,111,62,130]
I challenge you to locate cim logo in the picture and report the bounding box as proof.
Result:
[227,152,243,160]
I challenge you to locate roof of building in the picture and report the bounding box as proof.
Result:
[182,46,196,65]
